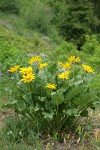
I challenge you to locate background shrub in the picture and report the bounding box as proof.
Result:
[20,0,52,34]
[0,40,28,75]
[81,35,100,70]
[48,0,100,48]
[0,0,20,14]
[50,41,78,61]
[0,0,100,48]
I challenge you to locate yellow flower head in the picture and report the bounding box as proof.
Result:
[82,64,95,73]
[20,73,35,83]
[68,56,80,63]
[46,83,57,89]
[62,63,71,69]
[75,57,80,63]
[58,62,71,69]
[58,62,63,66]
[19,67,33,75]
[39,63,48,69]
[8,65,20,73]
[29,56,41,64]
[58,71,70,79]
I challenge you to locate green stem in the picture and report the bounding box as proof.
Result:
[73,63,75,77]
[41,78,42,97]
[58,116,69,131]
[28,114,39,133]
[71,116,80,127]
[29,83,34,105]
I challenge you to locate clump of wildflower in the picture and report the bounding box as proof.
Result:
[58,71,70,79]
[46,83,57,89]
[39,63,48,69]
[8,65,20,73]
[82,64,94,73]
[20,73,35,83]
[19,67,33,75]
[29,56,41,64]
[68,56,80,63]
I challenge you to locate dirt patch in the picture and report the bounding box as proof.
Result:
[0,19,13,30]
[0,109,14,128]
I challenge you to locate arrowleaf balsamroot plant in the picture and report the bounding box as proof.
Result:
[5,55,97,135]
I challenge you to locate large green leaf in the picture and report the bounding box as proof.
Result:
[38,96,46,102]
[48,63,57,74]
[85,73,95,83]
[64,86,85,103]
[68,75,83,86]
[37,70,47,84]
[51,91,64,106]
[3,100,18,109]
[73,93,93,107]
[65,108,80,117]
[57,88,66,93]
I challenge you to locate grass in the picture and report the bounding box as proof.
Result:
[0,107,99,149]
[0,12,59,52]
[0,79,10,112]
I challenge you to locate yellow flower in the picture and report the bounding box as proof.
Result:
[58,62,71,69]
[29,56,41,64]
[68,56,75,63]
[8,65,20,73]
[46,83,57,89]
[58,62,63,65]
[82,64,94,73]
[39,63,48,69]
[68,56,80,63]
[20,73,35,83]
[19,67,33,75]
[75,57,80,62]
[62,63,71,69]
[58,71,70,79]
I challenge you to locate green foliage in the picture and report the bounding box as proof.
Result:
[0,25,52,53]
[94,0,100,21]
[81,35,100,54]
[0,0,100,47]
[20,0,52,34]
[49,41,78,61]
[48,0,100,47]
[0,0,20,13]
[3,54,98,136]
[49,0,100,47]
[1,115,29,142]
[81,35,100,69]
[90,73,100,99]
[0,40,28,74]
[0,40,19,63]
[0,115,43,149]
[0,8,100,147]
